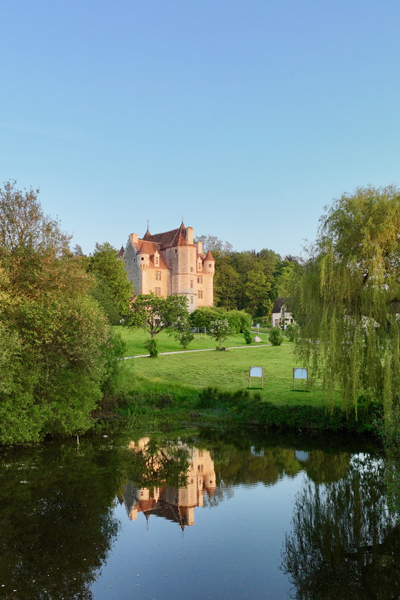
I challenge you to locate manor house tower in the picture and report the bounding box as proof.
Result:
[122,222,215,311]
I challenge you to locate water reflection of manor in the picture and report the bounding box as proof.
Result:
[124,438,216,529]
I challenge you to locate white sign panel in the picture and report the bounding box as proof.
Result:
[294,368,307,379]
[250,367,263,378]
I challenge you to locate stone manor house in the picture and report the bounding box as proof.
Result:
[121,222,215,311]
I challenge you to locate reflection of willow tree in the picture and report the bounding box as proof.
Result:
[303,451,350,485]
[125,437,191,489]
[282,454,400,600]
[0,440,122,600]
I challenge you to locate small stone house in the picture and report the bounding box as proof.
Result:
[271,297,294,328]
[121,222,215,311]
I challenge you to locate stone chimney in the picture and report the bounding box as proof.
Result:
[130,233,139,244]
[186,227,193,244]
[196,241,203,254]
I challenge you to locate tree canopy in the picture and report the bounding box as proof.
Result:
[89,242,133,315]
[0,181,122,444]
[125,292,189,338]
[293,185,400,418]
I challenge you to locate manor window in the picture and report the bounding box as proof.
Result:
[155,271,161,280]
[155,255,159,266]
[197,276,203,284]
[190,280,193,288]
[190,267,193,272]
[155,287,161,296]
[198,290,203,299]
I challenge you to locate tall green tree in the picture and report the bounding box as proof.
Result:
[0,181,118,444]
[244,263,272,317]
[293,185,400,418]
[214,261,240,309]
[89,242,133,315]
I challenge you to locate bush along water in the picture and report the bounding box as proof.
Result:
[197,387,382,433]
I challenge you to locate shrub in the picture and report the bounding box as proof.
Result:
[198,387,219,408]
[189,306,225,329]
[243,329,252,344]
[269,327,284,346]
[145,338,160,358]
[285,323,297,341]
[209,319,232,349]
[225,310,252,333]
[170,318,195,349]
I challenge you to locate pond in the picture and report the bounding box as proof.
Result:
[0,426,399,600]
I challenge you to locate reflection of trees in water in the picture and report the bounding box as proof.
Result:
[282,454,400,600]
[212,447,351,488]
[0,441,121,600]
[125,437,191,489]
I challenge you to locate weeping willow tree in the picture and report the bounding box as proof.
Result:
[293,185,400,419]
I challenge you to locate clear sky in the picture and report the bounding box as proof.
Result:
[1,0,399,256]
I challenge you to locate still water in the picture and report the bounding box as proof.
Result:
[0,427,399,600]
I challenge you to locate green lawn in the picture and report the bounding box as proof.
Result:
[113,326,268,356]
[124,342,334,407]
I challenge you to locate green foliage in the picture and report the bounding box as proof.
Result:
[244,263,272,317]
[214,262,240,309]
[284,323,297,341]
[0,439,121,598]
[294,185,400,418]
[269,327,284,346]
[225,309,252,333]
[209,318,232,349]
[126,292,189,339]
[170,318,195,349]
[189,306,225,329]
[197,385,381,432]
[243,328,252,344]
[90,273,121,325]
[89,242,133,315]
[0,181,118,444]
[189,306,250,333]
[145,338,160,357]
[100,332,127,403]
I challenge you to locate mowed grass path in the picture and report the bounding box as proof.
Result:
[114,326,262,356]
[126,343,332,406]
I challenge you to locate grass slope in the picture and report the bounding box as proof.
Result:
[114,325,264,356]
[125,343,334,407]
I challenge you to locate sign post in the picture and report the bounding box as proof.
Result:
[249,366,264,389]
[293,368,308,390]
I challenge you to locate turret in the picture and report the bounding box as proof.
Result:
[204,250,215,275]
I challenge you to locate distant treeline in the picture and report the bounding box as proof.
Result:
[195,234,298,318]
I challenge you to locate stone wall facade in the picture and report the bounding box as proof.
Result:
[122,223,214,311]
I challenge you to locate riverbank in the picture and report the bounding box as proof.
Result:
[114,333,381,434]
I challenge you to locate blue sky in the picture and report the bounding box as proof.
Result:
[1,0,399,256]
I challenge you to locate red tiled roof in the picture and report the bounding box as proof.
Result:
[205,250,215,262]
[143,223,194,249]
[118,246,125,258]
[137,240,160,254]
[148,254,169,270]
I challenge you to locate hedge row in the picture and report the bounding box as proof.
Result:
[197,387,382,433]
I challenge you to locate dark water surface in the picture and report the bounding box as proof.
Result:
[0,427,399,600]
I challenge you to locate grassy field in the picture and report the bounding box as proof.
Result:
[114,325,269,356]
[123,342,334,407]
